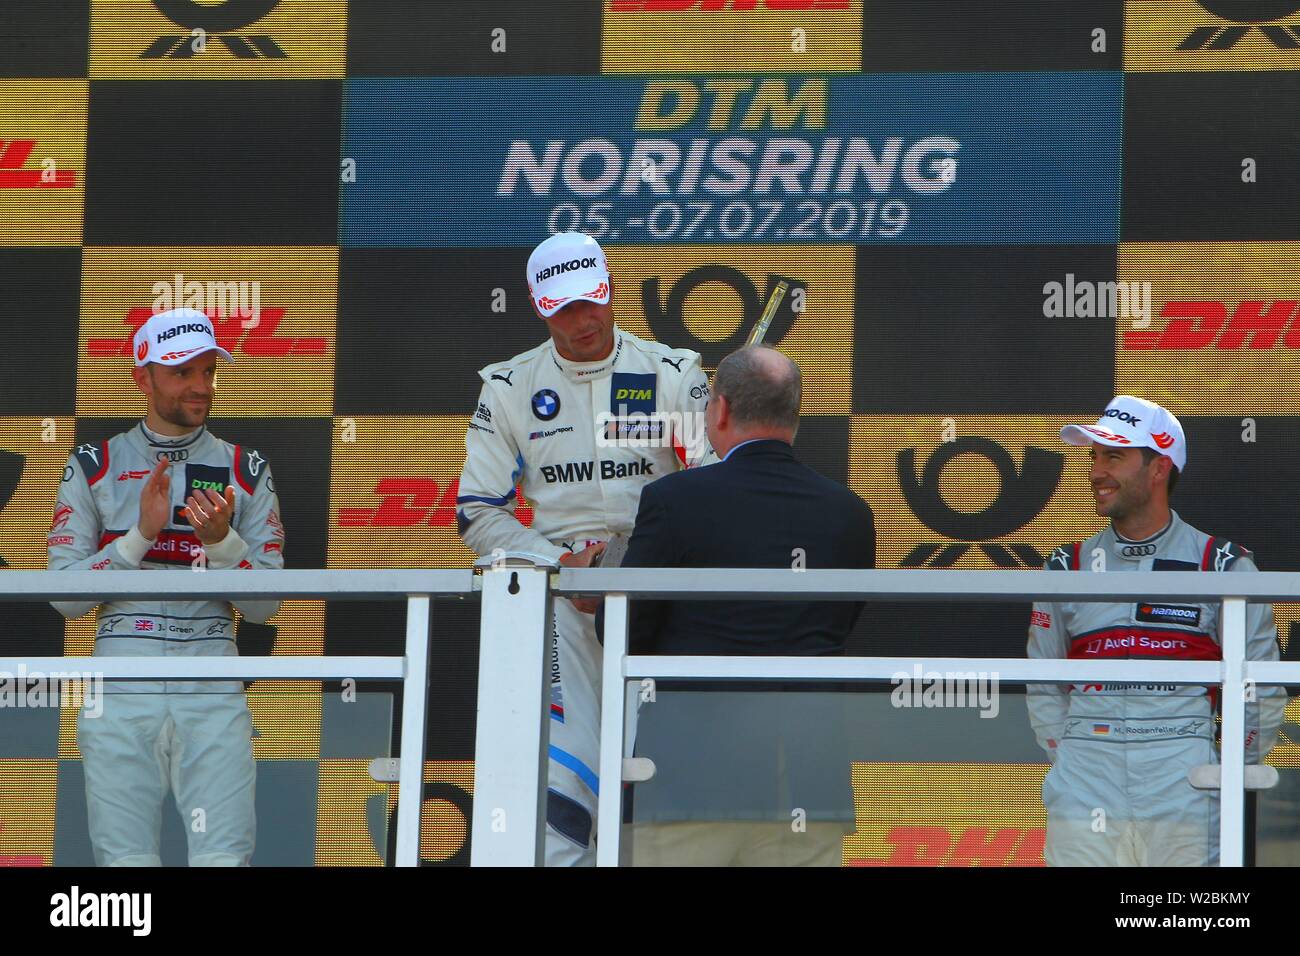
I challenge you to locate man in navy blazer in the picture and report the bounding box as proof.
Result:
[622,345,876,655]
[618,346,876,866]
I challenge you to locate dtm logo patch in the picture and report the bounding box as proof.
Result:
[175,463,230,525]
[1136,604,1202,628]
[532,389,561,421]
[611,373,656,416]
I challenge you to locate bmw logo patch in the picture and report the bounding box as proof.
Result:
[532,389,561,421]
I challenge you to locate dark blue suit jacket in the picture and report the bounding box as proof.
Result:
[622,439,876,655]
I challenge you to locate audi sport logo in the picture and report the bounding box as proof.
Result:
[117,470,151,481]
[338,478,534,529]
[1123,301,1300,351]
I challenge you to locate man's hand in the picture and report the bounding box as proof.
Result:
[186,485,236,546]
[560,542,606,614]
[137,458,171,540]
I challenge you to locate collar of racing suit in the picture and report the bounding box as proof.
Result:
[548,327,624,384]
[1106,510,1179,561]
[138,421,207,449]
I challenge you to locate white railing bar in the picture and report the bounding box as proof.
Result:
[620,656,1247,683]
[1243,662,1300,683]
[1220,598,1247,867]
[394,596,431,868]
[596,594,630,868]
[557,567,1300,602]
[0,568,474,601]
[0,656,404,679]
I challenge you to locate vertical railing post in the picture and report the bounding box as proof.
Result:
[395,594,431,867]
[596,594,629,867]
[471,559,555,866]
[1220,596,1247,867]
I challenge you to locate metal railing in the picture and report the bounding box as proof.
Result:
[10,565,1300,867]
[0,568,475,867]
[469,564,1300,867]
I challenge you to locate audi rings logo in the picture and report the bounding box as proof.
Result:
[156,449,189,462]
[1121,544,1157,558]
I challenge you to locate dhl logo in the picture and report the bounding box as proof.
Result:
[0,140,76,188]
[612,0,849,9]
[853,826,1045,867]
[87,308,327,358]
[1123,300,1300,350]
[337,478,534,529]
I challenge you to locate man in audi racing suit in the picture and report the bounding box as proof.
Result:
[1027,395,1284,866]
[47,308,284,867]
[457,232,715,865]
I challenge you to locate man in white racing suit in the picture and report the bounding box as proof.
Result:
[1027,396,1284,866]
[47,308,284,866]
[457,232,714,865]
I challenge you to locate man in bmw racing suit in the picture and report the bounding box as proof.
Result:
[1028,396,1284,866]
[457,232,715,865]
[47,308,284,867]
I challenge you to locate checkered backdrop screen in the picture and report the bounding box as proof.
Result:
[2,0,1299,866]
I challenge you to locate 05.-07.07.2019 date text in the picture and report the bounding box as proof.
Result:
[547,199,910,241]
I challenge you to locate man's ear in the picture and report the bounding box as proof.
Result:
[1151,454,1172,489]
[131,364,152,396]
[713,393,729,428]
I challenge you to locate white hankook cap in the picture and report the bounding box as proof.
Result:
[526,232,611,318]
[133,308,234,368]
[1060,395,1187,472]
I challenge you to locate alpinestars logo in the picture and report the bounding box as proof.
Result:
[1179,1,1300,50]
[142,0,286,59]
[0,140,76,189]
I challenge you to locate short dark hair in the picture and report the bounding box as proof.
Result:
[1140,447,1179,496]
[713,346,801,432]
